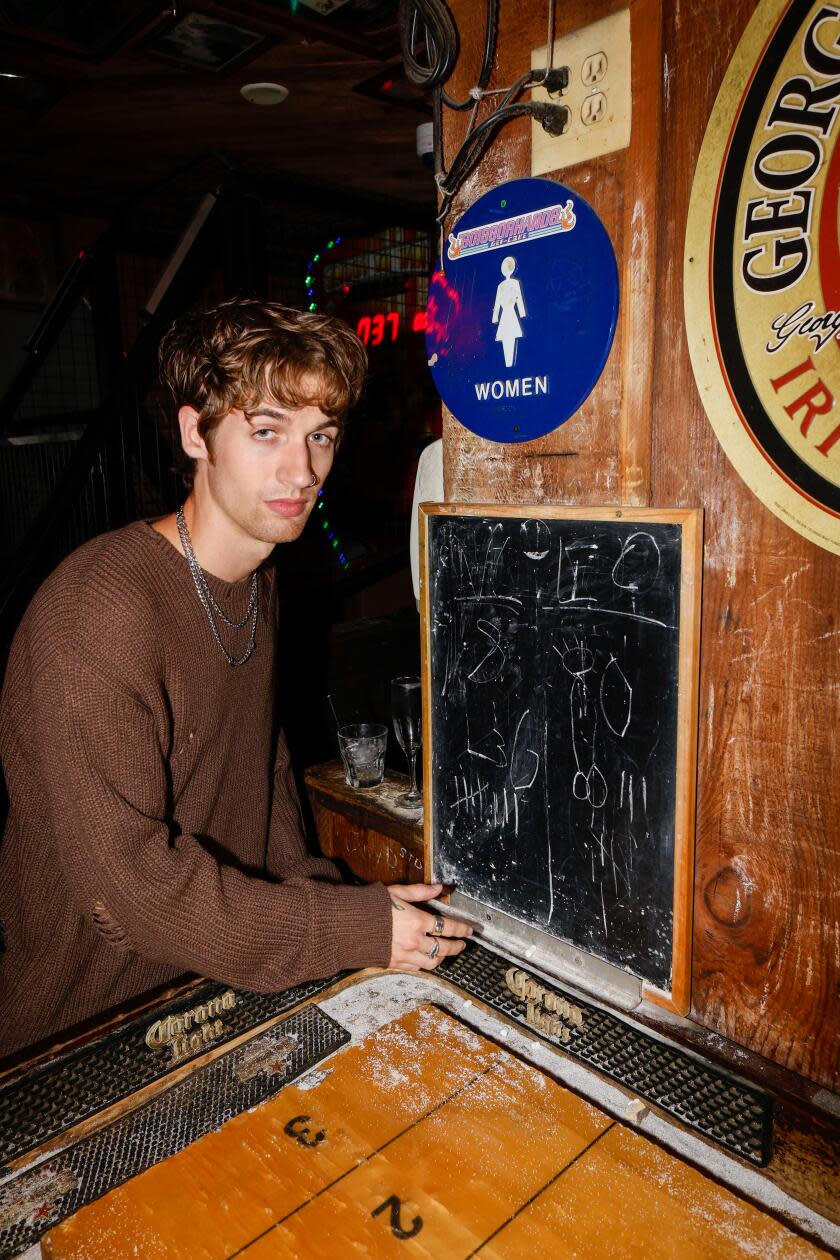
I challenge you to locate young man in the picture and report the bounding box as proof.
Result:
[0,298,469,1059]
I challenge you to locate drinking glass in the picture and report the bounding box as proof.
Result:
[337,723,388,789]
[390,675,422,810]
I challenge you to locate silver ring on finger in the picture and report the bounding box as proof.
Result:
[427,940,441,960]
[431,915,444,936]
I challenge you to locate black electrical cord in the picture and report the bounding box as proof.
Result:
[399,0,567,236]
[436,63,568,217]
[398,0,459,88]
[442,0,496,110]
[437,95,567,224]
[399,0,495,115]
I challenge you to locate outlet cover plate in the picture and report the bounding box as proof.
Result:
[531,8,632,175]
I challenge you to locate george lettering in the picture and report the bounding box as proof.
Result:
[740,8,840,293]
[803,6,840,78]
[742,236,810,293]
[752,134,822,192]
[743,190,812,241]
[767,76,840,135]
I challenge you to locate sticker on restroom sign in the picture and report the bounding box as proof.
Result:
[426,177,619,443]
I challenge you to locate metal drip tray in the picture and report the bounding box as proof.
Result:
[441,941,773,1167]
[0,1004,348,1259]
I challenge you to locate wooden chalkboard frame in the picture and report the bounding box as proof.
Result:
[419,503,703,1016]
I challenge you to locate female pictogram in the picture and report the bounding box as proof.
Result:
[492,256,526,368]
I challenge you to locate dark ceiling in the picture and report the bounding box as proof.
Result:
[0,1,436,241]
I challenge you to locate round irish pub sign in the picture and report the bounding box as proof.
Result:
[685,0,840,553]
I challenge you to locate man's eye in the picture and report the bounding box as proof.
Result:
[310,432,334,446]
[253,428,275,440]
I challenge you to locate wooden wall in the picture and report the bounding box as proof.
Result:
[442,0,839,1091]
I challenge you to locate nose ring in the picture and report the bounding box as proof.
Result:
[310,472,319,487]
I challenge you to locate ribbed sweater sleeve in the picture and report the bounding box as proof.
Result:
[29,647,391,989]
[0,522,395,1019]
[266,729,343,885]
[0,525,398,1052]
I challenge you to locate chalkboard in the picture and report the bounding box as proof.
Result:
[421,506,702,1004]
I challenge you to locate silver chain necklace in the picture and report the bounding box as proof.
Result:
[176,506,259,667]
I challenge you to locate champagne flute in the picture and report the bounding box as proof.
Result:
[390,675,422,809]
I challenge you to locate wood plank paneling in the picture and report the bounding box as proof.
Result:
[443,0,661,509]
[304,762,424,885]
[442,0,840,1089]
[652,0,840,1088]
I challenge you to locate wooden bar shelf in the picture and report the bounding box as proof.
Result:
[304,760,424,886]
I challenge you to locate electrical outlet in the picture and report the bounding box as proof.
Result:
[531,9,631,175]
[581,92,607,126]
[582,52,607,86]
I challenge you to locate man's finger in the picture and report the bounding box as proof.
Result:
[416,938,466,967]
[390,882,443,904]
[423,913,472,939]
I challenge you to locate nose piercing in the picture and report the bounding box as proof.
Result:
[310,472,319,487]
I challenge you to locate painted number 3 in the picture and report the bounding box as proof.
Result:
[283,1115,325,1148]
[371,1194,423,1240]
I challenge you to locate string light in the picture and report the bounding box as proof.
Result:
[303,236,343,313]
[315,491,349,569]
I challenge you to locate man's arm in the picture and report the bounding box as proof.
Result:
[34,655,392,991]
[264,728,342,883]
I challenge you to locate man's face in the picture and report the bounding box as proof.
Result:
[197,396,340,546]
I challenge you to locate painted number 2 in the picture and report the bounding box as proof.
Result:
[371,1195,423,1240]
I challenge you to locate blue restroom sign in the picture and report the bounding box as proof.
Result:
[426,178,619,443]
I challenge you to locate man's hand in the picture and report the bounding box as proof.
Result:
[387,883,473,972]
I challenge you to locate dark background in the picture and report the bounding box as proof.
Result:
[0,0,441,777]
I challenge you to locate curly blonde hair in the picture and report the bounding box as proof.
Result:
[158,297,367,452]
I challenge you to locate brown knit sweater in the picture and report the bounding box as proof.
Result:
[0,522,392,1057]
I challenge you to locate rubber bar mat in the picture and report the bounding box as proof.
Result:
[0,1003,348,1259]
[0,973,340,1169]
[440,941,773,1166]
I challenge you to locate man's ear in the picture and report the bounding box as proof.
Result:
[178,406,209,463]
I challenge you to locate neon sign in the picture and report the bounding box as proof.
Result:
[355,311,427,346]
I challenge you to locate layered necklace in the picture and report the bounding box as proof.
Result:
[176,506,259,667]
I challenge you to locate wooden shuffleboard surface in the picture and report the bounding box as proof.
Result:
[43,1005,825,1259]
